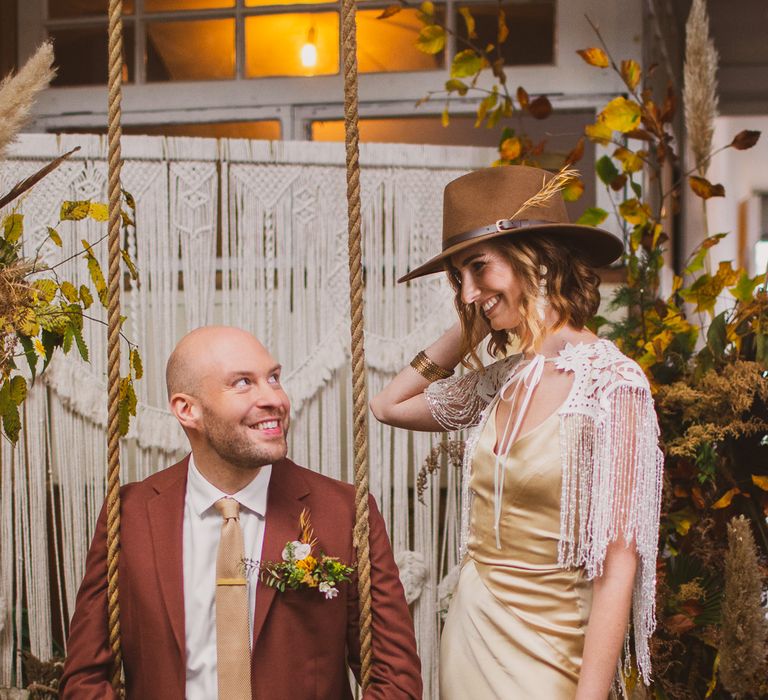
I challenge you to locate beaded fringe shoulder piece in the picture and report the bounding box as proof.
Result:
[425,340,664,685]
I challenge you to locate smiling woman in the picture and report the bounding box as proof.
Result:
[370,164,664,700]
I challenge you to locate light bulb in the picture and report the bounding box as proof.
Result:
[301,42,318,68]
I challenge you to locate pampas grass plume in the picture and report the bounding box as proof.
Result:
[719,515,768,697]
[683,0,719,176]
[0,41,56,160]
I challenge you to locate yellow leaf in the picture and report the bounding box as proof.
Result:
[60,201,91,221]
[88,202,109,222]
[599,96,641,133]
[584,122,613,145]
[420,1,434,17]
[33,279,57,302]
[3,213,23,244]
[500,136,521,161]
[562,179,584,202]
[441,106,450,127]
[458,7,477,38]
[451,49,483,78]
[33,337,47,360]
[577,47,609,68]
[751,474,768,491]
[416,25,445,55]
[620,59,641,90]
[47,227,62,247]
[59,281,79,303]
[618,198,650,226]
[711,487,739,509]
[613,146,645,174]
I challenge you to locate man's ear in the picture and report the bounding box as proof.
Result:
[169,393,202,431]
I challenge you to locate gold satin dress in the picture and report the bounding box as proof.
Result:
[440,404,593,699]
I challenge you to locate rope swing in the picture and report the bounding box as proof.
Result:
[101,0,374,689]
[105,0,125,692]
[339,0,374,687]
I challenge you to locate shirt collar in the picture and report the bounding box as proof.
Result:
[187,454,272,519]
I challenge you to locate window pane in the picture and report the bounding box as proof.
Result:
[123,121,281,139]
[245,13,339,78]
[146,19,235,81]
[145,0,234,11]
[455,1,555,66]
[50,24,135,86]
[48,0,134,18]
[246,0,335,6]
[357,8,443,73]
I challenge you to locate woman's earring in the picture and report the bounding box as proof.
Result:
[536,264,549,321]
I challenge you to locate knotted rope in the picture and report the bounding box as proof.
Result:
[105,0,124,691]
[340,0,373,687]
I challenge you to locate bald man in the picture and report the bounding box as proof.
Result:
[61,327,422,700]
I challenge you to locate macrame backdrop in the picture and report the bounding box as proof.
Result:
[0,133,496,697]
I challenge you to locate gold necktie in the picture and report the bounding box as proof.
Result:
[214,497,251,700]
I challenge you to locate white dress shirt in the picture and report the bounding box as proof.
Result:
[183,455,272,700]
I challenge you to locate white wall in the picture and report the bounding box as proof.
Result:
[701,115,768,273]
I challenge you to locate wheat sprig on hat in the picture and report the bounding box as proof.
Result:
[508,166,580,221]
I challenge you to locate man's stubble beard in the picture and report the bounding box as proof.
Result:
[201,405,289,471]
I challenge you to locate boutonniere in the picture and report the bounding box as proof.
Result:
[259,509,354,600]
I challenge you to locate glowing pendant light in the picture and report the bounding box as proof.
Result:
[301,26,318,69]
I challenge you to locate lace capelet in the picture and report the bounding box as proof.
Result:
[424,339,664,684]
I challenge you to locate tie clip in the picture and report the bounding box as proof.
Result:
[216,577,247,586]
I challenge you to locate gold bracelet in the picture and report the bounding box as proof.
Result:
[410,350,454,382]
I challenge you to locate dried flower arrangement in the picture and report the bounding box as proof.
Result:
[0,43,141,443]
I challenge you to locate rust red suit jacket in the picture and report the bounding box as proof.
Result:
[60,456,422,699]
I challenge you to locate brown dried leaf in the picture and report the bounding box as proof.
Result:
[730,129,761,150]
[527,95,552,120]
[564,136,584,165]
[516,86,529,110]
[689,175,726,199]
[377,4,401,19]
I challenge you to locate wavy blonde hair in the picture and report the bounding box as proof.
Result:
[446,234,602,368]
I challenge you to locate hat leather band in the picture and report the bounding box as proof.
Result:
[442,218,554,252]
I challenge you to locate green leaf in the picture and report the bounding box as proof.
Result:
[684,233,727,274]
[576,207,609,226]
[72,325,89,362]
[47,226,62,247]
[444,78,468,95]
[118,376,138,436]
[2,402,21,443]
[18,336,37,381]
[130,348,144,380]
[706,311,727,360]
[3,214,23,244]
[595,155,620,185]
[0,380,9,415]
[9,376,27,405]
[62,325,74,354]
[729,272,760,302]
[630,181,642,198]
[416,25,445,54]
[451,49,483,78]
[41,328,61,372]
[60,201,91,221]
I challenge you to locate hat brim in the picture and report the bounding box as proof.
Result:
[397,223,624,283]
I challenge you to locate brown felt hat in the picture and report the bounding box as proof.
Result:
[397,165,624,283]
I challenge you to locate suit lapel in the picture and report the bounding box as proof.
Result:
[252,460,310,645]
[147,458,188,660]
